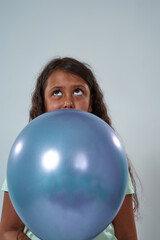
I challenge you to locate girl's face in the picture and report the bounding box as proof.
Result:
[44,70,92,112]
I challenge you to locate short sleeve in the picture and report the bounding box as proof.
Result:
[1,178,8,192]
[126,174,134,194]
[93,223,117,240]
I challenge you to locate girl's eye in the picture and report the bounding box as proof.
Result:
[53,90,62,96]
[74,88,83,96]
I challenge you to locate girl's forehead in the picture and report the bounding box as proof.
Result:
[46,70,88,86]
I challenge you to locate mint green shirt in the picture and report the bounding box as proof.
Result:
[2,176,134,240]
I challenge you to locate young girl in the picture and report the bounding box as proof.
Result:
[0,57,138,240]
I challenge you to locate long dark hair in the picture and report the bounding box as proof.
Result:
[29,57,139,215]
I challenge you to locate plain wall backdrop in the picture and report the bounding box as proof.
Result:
[0,1,160,239]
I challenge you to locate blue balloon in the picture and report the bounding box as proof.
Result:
[7,109,128,240]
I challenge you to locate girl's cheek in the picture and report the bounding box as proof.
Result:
[49,101,62,111]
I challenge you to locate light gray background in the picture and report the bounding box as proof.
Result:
[0,1,160,239]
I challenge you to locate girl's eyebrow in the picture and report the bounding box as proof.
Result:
[48,86,63,92]
[72,85,87,89]
[50,86,63,89]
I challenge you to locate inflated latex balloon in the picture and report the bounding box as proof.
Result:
[7,109,128,240]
